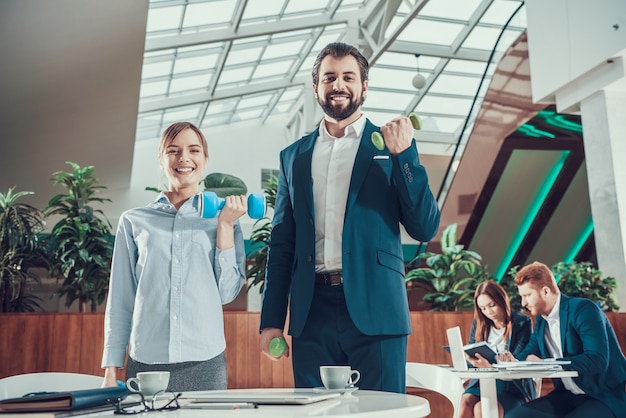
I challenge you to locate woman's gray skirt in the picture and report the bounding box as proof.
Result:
[125,351,227,392]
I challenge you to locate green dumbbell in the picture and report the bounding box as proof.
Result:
[198,191,266,219]
[268,337,287,357]
[371,113,423,151]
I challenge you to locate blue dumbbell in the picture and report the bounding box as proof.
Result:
[198,191,266,219]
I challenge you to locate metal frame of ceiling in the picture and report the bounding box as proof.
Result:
[137,0,527,162]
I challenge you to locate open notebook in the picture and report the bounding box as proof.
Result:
[179,389,341,405]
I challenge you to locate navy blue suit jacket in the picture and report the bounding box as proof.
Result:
[260,118,440,338]
[517,294,626,417]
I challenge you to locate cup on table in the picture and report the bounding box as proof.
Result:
[126,371,170,396]
[496,343,510,363]
[320,366,361,390]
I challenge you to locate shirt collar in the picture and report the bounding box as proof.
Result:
[319,114,366,140]
[543,293,561,323]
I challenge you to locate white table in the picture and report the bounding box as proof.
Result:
[117,389,430,418]
[454,368,578,418]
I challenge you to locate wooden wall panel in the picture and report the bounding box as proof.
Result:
[1,311,624,397]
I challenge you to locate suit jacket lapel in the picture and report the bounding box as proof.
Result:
[293,129,318,218]
[559,294,569,354]
[346,119,382,212]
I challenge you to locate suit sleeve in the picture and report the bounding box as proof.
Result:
[259,149,296,331]
[563,299,611,374]
[391,139,440,242]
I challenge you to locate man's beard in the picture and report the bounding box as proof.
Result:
[318,92,365,121]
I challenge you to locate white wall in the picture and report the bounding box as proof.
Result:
[525,0,626,105]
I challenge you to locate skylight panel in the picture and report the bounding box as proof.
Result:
[140,80,170,99]
[163,106,203,123]
[429,74,482,96]
[368,67,416,91]
[263,40,306,60]
[173,55,218,75]
[142,61,173,79]
[365,90,415,110]
[462,26,506,51]
[481,1,526,26]
[395,18,465,45]
[284,0,329,15]
[420,0,483,21]
[238,94,274,109]
[416,95,473,117]
[241,0,286,21]
[445,59,487,75]
[169,74,211,94]
[218,67,254,84]
[252,61,292,79]
[183,1,236,28]
[233,108,265,121]
[205,100,237,116]
[417,115,465,134]
[226,47,264,66]
[146,5,183,33]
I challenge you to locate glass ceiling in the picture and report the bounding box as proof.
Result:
[136,0,527,164]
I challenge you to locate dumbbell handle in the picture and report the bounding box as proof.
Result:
[199,191,266,219]
[371,113,422,151]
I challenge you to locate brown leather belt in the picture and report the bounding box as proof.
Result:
[314,271,343,285]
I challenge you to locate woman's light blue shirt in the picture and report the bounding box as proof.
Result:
[102,193,246,367]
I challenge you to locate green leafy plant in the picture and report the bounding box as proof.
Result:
[44,162,113,312]
[500,265,523,312]
[245,175,278,293]
[501,261,619,312]
[405,223,491,311]
[0,188,47,312]
[552,261,619,311]
[145,172,248,197]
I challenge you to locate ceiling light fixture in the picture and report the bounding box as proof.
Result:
[412,53,426,90]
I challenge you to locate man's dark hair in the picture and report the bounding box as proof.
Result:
[311,42,369,85]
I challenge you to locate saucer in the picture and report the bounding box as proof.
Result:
[313,386,359,394]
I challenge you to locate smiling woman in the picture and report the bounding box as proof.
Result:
[101,121,248,393]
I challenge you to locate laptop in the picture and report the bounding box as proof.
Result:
[446,326,469,371]
[179,388,341,405]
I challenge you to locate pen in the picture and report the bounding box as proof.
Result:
[182,402,258,410]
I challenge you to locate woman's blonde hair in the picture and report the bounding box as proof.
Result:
[158,121,208,160]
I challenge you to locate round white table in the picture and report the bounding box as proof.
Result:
[454,368,578,418]
[158,389,430,418]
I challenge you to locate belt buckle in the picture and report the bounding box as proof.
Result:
[328,272,342,286]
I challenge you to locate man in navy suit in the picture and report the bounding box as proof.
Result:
[508,261,626,418]
[258,42,440,393]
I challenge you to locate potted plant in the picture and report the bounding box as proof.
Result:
[245,175,278,293]
[0,187,47,312]
[552,261,618,311]
[405,223,491,311]
[44,162,113,312]
[501,261,619,312]
[146,172,248,197]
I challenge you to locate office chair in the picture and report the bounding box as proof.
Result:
[406,362,465,418]
[0,372,104,400]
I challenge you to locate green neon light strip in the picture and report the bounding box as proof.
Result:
[563,218,594,263]
[517,124,556,138]
[538,109,583,133]
[494,150,571,279]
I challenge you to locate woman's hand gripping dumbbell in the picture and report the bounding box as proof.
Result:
[371,113,422,152]
[198,191,266,219]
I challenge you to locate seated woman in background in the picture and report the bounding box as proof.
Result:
[460,280,536,418]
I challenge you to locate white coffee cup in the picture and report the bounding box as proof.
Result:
[126,371,170,396]
[320,366,361,390]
